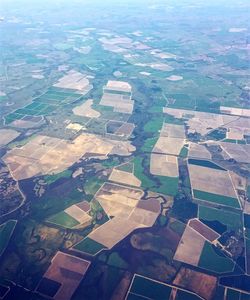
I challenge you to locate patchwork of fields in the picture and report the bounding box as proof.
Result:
[0,1,249,299]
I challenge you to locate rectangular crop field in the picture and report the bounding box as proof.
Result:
[198,205,243,231]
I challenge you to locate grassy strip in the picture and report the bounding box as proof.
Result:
[194,189,240,209]
[188,159,225,170]
[44,169,72,185]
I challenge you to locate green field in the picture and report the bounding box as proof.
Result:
[129,275,172,300]
[0,220,17,256]
[4,87,82,124]
[226,289,240,300]
[134,157,155,190]
[244,214,250,239]
[198,205,243,231]
[166,93,196,110]
[225,288,250,300]
[44,169,72,185]
[179,146,189,158]
[198,241,235,274]
[188,159,225,170]
[141,137,158,152]
[143,117,164,133]
[155,176,179,196]
[84,176,105,196]
[47,211,80,228]
[169,220,186,236]
[133,156,178,196]
[176,290,201,300]
[194,189,240,209]
[73,237,106,255]
[106,252,128,269]
[116,162,134,173]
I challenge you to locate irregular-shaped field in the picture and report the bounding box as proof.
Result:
[36,252,90,300]
[3,133,135,180]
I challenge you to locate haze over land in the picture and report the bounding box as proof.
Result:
[0,0,249,299]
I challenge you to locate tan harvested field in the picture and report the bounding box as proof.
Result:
[220,106,250,117]
[66,123,83,131]
[0,129,20,147]
[98,183,143,200]
[227,127,244,140]
[40,251,90,300]
[174,226,205,266]
[53,70,91,93]
[100,93,134,114]
[128,203,160,226]
[140,71,151,76]
[163,107,238,135]
[10,117,45,128]
[3,133,135,180]
[189,219,220,242]
[99,37,133,49]
[88,217,143,249]
[152,123,185,156]
[187,116,236,136]
[88,196,160,249]
[188,143,211,160]
[152,51,177,59]
[65,205,92,224]
[229,171,247,191]
[188,164,238,199]
[160,123,185,138]
[173,267,217,300]
[225,117,250,129]
[73,99,100,118]
[102,43,126,53]
[149,63,174,71]
[105,80,132,93]
[166,75,183,81]
[153,137,184,155]
[98,198,134,219]
[220,142,250,163]
[96,183,143,218]
[100,80,134,113]
[229,27,247,32]
[109,169,141,187]
[150,153,178,177]
[115,123,135,136]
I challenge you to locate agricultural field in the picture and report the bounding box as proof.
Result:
[47,200,92,229]
[36,252,90,300]
[0,0,249,299]
[225,288,250,300]
[188,162,240,209]
[73,182,161,252]
[198,205,243,232]
[4,86,85,126]
[126,274,202,300]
